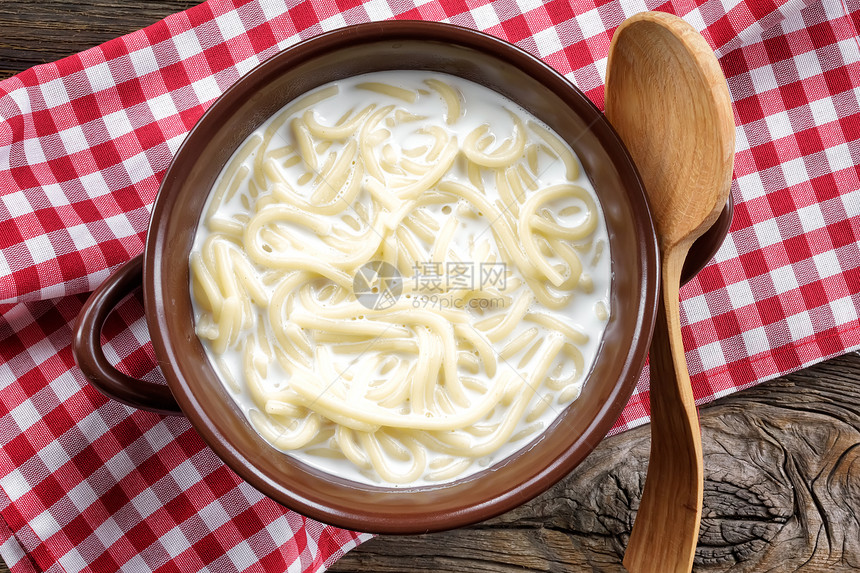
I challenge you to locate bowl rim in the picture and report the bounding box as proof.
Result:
[143,20,659,533]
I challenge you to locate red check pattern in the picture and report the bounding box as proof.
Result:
[0,0,858,571]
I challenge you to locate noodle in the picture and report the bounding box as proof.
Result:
[189,71,611,485]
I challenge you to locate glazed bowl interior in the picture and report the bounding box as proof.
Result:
[145,22,657,534]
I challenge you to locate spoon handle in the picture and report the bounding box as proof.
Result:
[624,252,704,573]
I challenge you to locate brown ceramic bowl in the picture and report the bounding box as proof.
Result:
[74,21,662,534]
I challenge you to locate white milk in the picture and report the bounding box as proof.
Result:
[191,71,612,487]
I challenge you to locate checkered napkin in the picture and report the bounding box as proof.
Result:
[1,0,858,571]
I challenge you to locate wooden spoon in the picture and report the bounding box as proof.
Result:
[604,11,735,572]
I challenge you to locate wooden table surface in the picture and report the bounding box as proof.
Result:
[2,2,859,571]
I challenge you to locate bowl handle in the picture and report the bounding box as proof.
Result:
[73,254,183,416]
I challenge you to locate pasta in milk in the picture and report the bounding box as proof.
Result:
[189,71,611,486]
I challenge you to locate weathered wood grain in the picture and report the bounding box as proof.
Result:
[331,351,860,572]
[0,0,198,79]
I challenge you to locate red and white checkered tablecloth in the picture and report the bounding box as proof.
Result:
[1,0,858,571]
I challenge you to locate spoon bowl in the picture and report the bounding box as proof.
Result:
[607,12,734,252]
